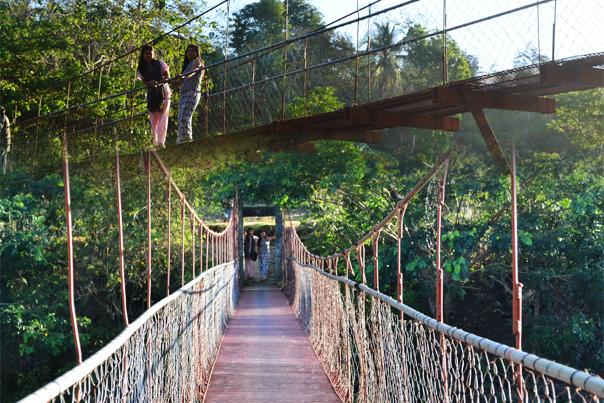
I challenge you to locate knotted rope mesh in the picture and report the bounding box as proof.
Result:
[20,262,239,403]
[283,256,602,403]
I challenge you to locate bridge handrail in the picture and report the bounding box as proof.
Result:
[288,257,604,398]
[17,261,235,403]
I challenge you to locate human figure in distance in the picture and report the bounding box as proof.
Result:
[244,228,258,281]
[172,44,205,145]
[137,44,171,148]
[0,106,11,175]
[257,231,276,281]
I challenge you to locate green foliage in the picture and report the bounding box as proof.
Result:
[401,23,472,91]
[284,86,345,119]
[231,0,323,53]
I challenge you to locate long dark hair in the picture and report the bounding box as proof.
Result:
[137,44,155,77]
[245,228,254,238]
[181,44,200,74]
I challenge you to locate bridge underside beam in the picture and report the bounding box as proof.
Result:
[540,60,604,89]
[459,84,509,173]
[432,86,556,114]
[346,107,461,131]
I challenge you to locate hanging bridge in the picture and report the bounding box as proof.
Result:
[6,0,604,401]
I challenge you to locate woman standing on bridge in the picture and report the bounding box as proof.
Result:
[244,228,258,280]
[257,231,275,281]
[137,44,171,148]
[173,44,205,145]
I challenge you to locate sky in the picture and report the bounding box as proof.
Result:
[212,0,603,74]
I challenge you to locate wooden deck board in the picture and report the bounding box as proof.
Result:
[204,285,341,403]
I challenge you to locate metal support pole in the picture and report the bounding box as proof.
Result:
[281,0,289,121]
[129,62,137,153]
[251,60,255,126]
[199,222,203,274]
[358,245,366,284]
[436,160,449,323]
[552,0,557,61]
[33,95,43,171]
[511,143,524,398]
[115,145,130,326]
[222,0,231,135]
[62,82,83,364]
[145,150,152,309]
[397,205,409,403]
[204,80,209,137]
[191,213,196,278]
[442,0,448,85]
[181,197,185,286]
[166,175,171,295]
[93,67,103,161]
[367,6,372,103]
[436,159,449,403]
[373,230,380,292]
[206,231,209,271]
[355,0,360,104]
[303,38,307,117]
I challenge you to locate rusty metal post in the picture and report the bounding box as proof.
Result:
[93,67,103,161]
[355,0,360,104]
[436,160,449,323]
[281,0,289,121]
[367,6,372,103]
[552,0,557,61]
[33,95,43,171]
[129,61,137,153]
[204,80,209,137]
[511,143,524,398]
[206,231,209,271]
[442,0,448,85]
[303,38,308,117]
[62,82,83,364]
[358,245,366,284]
[115,145,130,326]
[373,230,380,291]
[251,60,256,126]
[145,151,152,309]
[397,204,409,403]
[436,159,449,403]
[222,0,231,135]
[181,197,185,286]
[199,222,203,274]
[166,175,171,295]
[191,213,196,278]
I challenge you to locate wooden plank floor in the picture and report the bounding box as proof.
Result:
[204,284,341,403]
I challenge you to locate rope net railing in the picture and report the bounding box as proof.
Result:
[283,259,604,402]
[19,261,239,403]
[281,145,604,402]
[16,150,241,403]
[7,0,604,170]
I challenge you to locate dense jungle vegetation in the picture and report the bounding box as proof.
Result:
[1,0,603,400]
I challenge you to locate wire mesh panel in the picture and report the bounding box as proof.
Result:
[18,261,239,403]
[8,0,603,170]
[284,255,604,403]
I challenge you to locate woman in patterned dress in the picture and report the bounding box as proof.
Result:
[137,44,171,148]
[173,44,205,145]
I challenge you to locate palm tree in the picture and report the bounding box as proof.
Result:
[367,22,403,100]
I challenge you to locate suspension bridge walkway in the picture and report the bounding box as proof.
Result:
[6,0,604,401]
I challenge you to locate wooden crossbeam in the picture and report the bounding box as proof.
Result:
[346,106,460,131]
[459,84,509,173]
[433,86,556,114]
[540,64,604,88]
